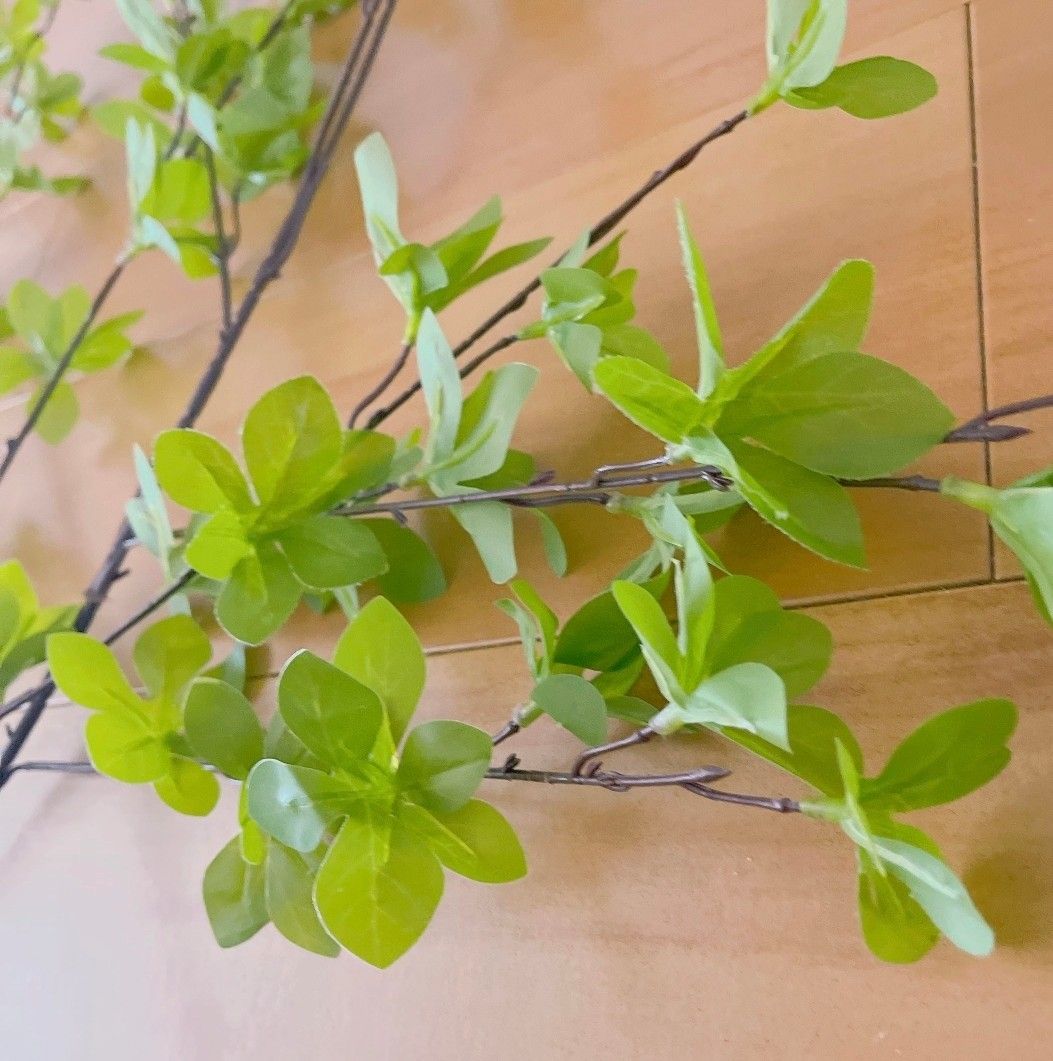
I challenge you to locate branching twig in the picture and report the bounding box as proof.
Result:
[945,393,1053,443]
[350,340,414,428]
[339,463,733,517]
[0,258,129,487]
[0,1,399,789]
[365,110,750,428]
[204,147,234,332]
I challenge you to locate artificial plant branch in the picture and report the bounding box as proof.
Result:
[6,755,796,815]
[364,109,750,428]
[0,0,399,788]
[945,392,1053,443]
[0,256,130,487]
[341,463,734,517]
[5,0,62,120]
[0,0,314,491]
[203,146,234,333]
[349,339,414,428]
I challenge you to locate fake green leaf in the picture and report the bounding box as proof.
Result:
[861,699,1016,811]
[724,437,866,568]
[724,703,863,797]
[718,352,954,478]
[184,678,265,780]
[707,575,832,695]
[333,595,425,745]
[0,560,76,696]
[531,673,608,745]
[203,837,268,948]
[265,841,339,957]
[403,799,526,884]
[652,662,789,750]
[611,579,684,703]
[154,756,220,816]
[276,515,386,590]
[314,809,444,969]
[788,57,937,119]
[278,649,383,769]
[396,720,492,814]
[216,542,301,645]
[593,356,705,443]
[32,381,78,443]
[942,478,1053,624]
[154,429,252,513]
[450,501,518,584]
[858,847,939,963]
[246,758,362,852]
[676,202,724,398]
[362,519,447,603]
[866,834,994,957]
[47,631,141,713]
[84,710,170,783]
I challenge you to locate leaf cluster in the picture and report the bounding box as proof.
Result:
[0,280,141,441]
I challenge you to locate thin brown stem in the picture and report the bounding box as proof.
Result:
[0,257,129,488]
[203,147,234,332]
[339,464,733,517]
[945,392,1053,442]
[366,109,750,428]
[350,340,414,428]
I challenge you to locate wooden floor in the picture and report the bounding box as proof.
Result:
[1,1,1050,1057]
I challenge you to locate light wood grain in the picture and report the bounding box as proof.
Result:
[971,0,1053,579]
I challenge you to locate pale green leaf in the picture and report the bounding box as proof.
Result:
[184,678,265,780]
[203,837,268,948]
[396,719,492,813]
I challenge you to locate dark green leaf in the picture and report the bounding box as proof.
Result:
[396,720,492,813]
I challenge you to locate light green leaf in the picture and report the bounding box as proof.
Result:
[154,428,252,513]
[132,614,211,705]
[727,437,866,568]
[534,510,568,576]
[246,758,361,852]
[862,699,1016,811]
[547,321,602,385]
[185,509,253,580]
[439,363,538,487]
[32,380,78,443]
[718,352,954,478]
[277,515,386,590]
[184,678,265,780]
[415,310,462,465]
[724,703,862,796]
[265,841,339,957]
[707,575,832,696]
[664,662,789,749]
[789,57,937,119]
[870,836,994,957]
[216,541,301,645]
[396,719,492,814]
[333,596,425,744]
[659,498,714,687]
[124,117,157,210]
[85,711,169,783]
[405,799,526,884]
[241,376,342,513]
[117,0,179,60]
[354,132,404,264]
[611,579,683,703]
[710,259,874,407]
[675,202,724,398]
[154,756,220,816]
[315,810,444,968]
[203,837,268,948]
[450,501,517,584]
[593,356,706,443]
[531,673,608,745]
[47,632,140,713]
[141,158,211,223]
[858,848,939,963]
[362,519,446,603]
[278,650,383,770]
